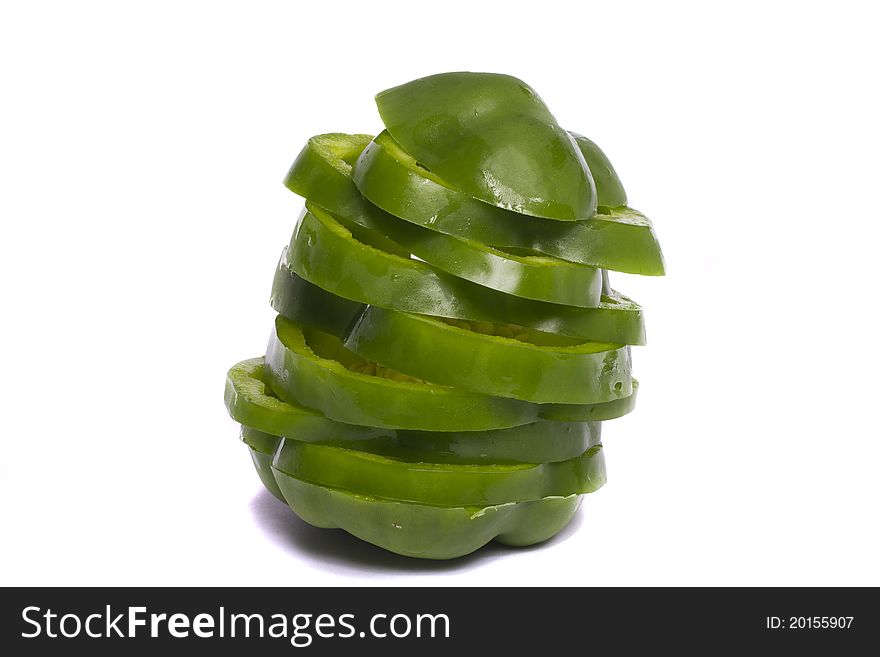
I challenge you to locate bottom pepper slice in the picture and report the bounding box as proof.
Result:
[272,437,606,506]
[272,473,584,560]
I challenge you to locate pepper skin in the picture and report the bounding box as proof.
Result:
[376,72,596,221]
[264,315,538,431]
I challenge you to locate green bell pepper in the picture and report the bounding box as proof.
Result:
[352,131,664,275]
[376,72,596,221]
[284,132,604,306]
[279,204,646,345]
[272,436,605,506]
[346,307,632,404]
[273,474,584,559]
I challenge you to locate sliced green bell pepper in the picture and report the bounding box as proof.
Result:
[284,132,604,306]
[272,436,605,506]
[273,474,583,559]
[352,131,664,275]
[376,72,596,221]
[264,315,538,431]
[540,380,638,421]
[347,307,632,404]
[280,204,646,345]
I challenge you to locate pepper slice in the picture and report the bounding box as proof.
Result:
[346,307,632,404]
[265,315,538,431]
[226,357,395,441]
[272,436,606,507]
[227,356,634,451]
[352,131,665,275]
[541,380,638,421]
[376,72,596,221]
[284,132,603,306]
[243,416,600,467]
[281,204,646,345]
[272,474,583,560]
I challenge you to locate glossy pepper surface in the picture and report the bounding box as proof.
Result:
[230,362,610,464]
[346,307,632,404]
[376,72,596,221]
[352,131,664,275]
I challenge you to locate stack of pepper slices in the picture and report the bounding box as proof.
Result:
[224,72,665,559]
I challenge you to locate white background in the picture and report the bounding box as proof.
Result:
[1,0,878,586]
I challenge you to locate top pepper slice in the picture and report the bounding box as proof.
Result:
[376,72,596,221]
